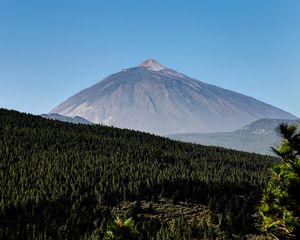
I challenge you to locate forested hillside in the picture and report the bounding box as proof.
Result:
[0,108,277,239]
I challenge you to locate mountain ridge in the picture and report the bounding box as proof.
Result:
[41,113,92,125]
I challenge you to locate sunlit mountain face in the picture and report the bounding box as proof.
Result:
[50,59,297,135]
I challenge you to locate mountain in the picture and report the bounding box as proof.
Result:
[50,59,297,135]
[41,113,92,124]
[168,119,299,155]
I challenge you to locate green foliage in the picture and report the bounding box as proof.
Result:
[258,123,300,239]
[103,216,139,240]
[0,108,278,239]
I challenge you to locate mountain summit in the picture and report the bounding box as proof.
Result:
[139,59,167,71]
[50,59,296,135]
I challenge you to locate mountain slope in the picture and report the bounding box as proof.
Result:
[0,108,277,239]
[169,119,299,155]
[50,59,296,135]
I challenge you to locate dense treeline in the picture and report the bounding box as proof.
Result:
[0,108,277,239]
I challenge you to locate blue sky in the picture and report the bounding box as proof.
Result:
[0,0,299,117]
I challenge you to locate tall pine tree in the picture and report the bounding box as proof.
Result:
[259,122,300,239]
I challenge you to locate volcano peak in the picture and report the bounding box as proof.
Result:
[138,59,167,71]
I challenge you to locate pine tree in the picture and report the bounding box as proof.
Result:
[103,216,139,240]
[258,122,300,239]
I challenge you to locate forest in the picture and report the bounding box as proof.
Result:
[0,108,278,239]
